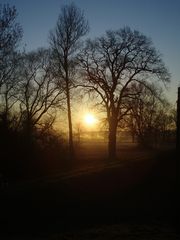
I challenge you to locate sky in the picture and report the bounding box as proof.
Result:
[1,0,180,104]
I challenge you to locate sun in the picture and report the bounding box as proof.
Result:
[84,113,97,126]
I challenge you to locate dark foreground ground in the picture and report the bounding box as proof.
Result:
[0,143,179,239]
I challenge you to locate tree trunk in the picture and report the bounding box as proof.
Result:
[108,117,118,160]
[66,85,74,157]
[64,55,74,157]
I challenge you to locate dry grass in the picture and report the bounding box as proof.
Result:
[0,142,178,239]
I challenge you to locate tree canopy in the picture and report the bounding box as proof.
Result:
[79,27,170,158]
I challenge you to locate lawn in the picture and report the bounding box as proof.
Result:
[0,142,178,239]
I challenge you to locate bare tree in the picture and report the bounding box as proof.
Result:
[126,83,173,146]
[18,48,64,137]
[79,27,170,159]
[49,3,89,156]
[0,4,22,128]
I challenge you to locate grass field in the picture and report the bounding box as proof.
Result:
[0,142,178,239]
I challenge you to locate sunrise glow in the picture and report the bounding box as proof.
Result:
[84,113,97,126]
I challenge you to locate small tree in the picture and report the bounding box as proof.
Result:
[127,83,173,146]
[18,49,64,138]
[49,3,89,156]
[79,27,170,159]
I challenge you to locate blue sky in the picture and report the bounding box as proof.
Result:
[1,0,180,104]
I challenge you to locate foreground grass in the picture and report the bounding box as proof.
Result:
[50,222,178,240]
[0,144,178,239]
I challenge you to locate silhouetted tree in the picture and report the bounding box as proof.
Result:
[18,48,64,139]
[49,3,89,156]
[127,83,174,146]
[79,27,170,159]
[0,4,22,130]
[0,4,23,176]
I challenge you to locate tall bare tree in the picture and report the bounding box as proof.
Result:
[79,27,170,159]
[0,4,22,128]
[49,3,89,156]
